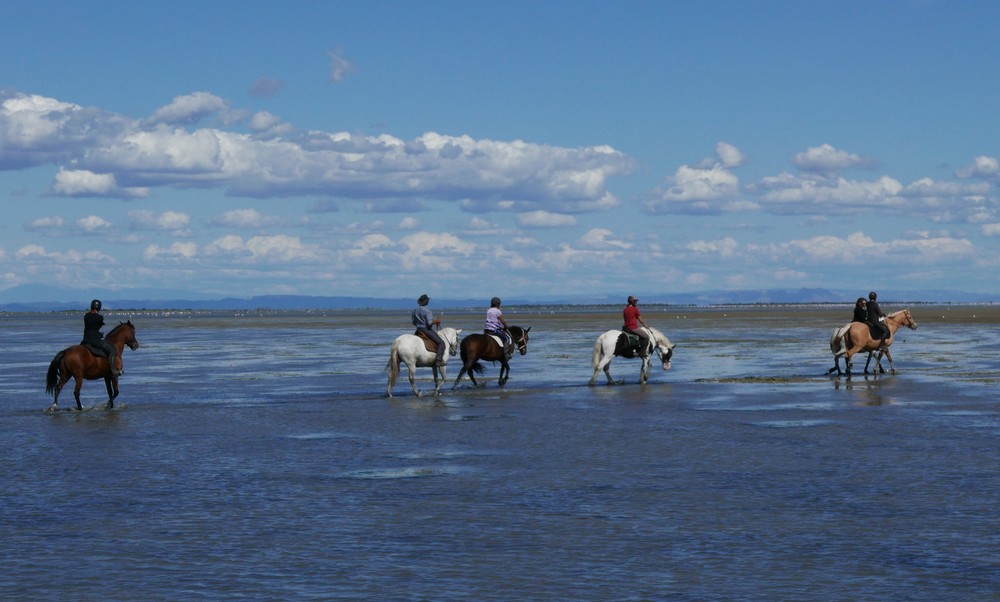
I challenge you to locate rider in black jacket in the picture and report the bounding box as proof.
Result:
[866,291,889,348]
[83,299,120,376]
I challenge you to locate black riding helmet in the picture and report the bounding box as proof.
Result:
[90,299,102,311]
[490,297,501,307]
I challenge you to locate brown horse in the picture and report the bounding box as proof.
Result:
[45,321,140,411]
[452,326,530,389]
[841,309,917,377]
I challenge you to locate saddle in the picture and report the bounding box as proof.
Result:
[80,340,109,358]
[413,329,439,354]
[866,322,887,341]
[614,331,647,359]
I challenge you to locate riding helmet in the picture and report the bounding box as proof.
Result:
[491,297,501,307]
[90,299,102,311]
[869,291,877,300]
[418,294,430,305]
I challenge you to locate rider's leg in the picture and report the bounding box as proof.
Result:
[425,328,446,365]
[103,341,121,376]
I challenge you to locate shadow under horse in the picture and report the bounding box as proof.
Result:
[45,321,140,411]
[452,326,530,389]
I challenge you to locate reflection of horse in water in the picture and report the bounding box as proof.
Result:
[452,326,530,389]
[828,309,917,377]
[589,326,675,385]
[386,327,461,397]
[45,321,140,412]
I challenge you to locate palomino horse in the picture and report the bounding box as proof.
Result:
[45,321,140,412]
[589,326,675,385]
[386,327,461,397]
[452,326,530,389]
[830,309,917,377]
[828,325,881,375]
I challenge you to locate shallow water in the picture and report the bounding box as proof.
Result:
[1,306,997,600]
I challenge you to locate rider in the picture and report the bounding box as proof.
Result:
[866,291,889,348]
[83,299,120,377]
[484,297,513,359]
[412,293,445,367]
[852,297,868,323]
[623,295,651,357]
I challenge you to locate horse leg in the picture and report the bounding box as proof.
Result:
[433,364,446,396]
[72,375,84,411]
[431,363,447,395]
[590,352,617,385]
[452,366,466,389]
[386,366,397,398]
[498,362,509,388]
[105,376,118,409]
[828,353,844,376]
[882,348,895,374]
[640,357,650,384]
[49,370,72,412]
[407,360,421,397]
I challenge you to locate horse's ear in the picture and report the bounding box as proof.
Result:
[525,326,531,333]
[456,328,462,334]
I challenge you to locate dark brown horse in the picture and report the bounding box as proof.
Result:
[45,321,139,412]
[452,326,530,389]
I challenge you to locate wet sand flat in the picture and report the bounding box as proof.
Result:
[2,305,997,600]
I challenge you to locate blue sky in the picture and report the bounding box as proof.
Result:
[2,0,999,301]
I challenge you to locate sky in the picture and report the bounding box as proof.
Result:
[2,0,1000,302]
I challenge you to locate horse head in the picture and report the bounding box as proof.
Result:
[441,327,462,355]
[511,326,531,355]
[892,309,918,331]
[651,328,675,370]
[109,320,140,350]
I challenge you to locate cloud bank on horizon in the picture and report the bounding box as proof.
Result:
[2,2,999,301]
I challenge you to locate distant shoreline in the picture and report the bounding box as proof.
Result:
[4,300,996,318]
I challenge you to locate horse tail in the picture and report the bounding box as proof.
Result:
[592,336,605,370]
[386,344,400,380]
[46,350,65,395]
[468,362,485,376]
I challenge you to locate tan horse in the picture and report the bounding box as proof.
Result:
[838,309,917,377]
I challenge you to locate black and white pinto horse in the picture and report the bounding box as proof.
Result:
[589,326,675,385]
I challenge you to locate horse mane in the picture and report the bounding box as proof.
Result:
[107,320,133,338]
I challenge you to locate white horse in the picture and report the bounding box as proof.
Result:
[386,327,461,397]
[589,327,675,385]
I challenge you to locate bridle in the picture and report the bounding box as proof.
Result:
[512,328,529,355]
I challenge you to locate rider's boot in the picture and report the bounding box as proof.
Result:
[435,353,446,368]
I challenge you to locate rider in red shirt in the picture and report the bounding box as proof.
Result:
[622,295,651,357]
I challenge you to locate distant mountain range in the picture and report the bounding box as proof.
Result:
[1,284,996,312]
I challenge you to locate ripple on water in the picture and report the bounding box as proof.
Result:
[752,419,836,428]
[339,465,472,479]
